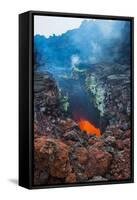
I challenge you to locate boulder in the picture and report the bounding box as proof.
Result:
[35,137,72,180]
[75,147,88,164]
[86,146,112,178]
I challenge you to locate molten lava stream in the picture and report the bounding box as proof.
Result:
[78,118,101,137]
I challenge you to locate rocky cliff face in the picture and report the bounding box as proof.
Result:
[34,66,131,185]
[84,63,131,130]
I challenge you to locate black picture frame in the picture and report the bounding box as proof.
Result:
[19,10,134,189]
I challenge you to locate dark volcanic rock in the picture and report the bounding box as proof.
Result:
[64,131,80,142]
[34,62,131,184]
[34,72,60,113]
[86,146,112,177]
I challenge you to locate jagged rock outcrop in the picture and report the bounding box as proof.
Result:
[34,67,131,185]
[34,72,60,113]
[34,135,113,185]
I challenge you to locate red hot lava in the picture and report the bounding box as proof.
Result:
[78,118,101,137]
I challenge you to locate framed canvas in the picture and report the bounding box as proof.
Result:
[19,11,134,189]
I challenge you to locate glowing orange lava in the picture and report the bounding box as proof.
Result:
[78,118,101,137]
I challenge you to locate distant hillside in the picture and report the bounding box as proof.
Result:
[34,19,131,70]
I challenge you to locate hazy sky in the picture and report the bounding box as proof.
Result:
[34,16,88,37]
[34,15,126,38]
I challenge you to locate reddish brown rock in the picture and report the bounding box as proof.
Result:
[41,138,72,178]
[65,118,77,129]
[124,130,130,139]
[113,129,123,139]
[65,173,76,183]
[34,136,49,185]
[34,137,72,185]
[91,141,104,149]
[109,150,131,180]
[86,147,112,178]
[65,140,76,146]
[88,137,97,145]
[34,136,47,171]
[85,153,97,178]
[59,118,77,132]
[75,147,88,164]
[105,136,116,144]
[34,136,46,152]
[116,139,124,150]
[123,138,130,148]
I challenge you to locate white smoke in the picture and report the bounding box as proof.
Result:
[71,55,80,68]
